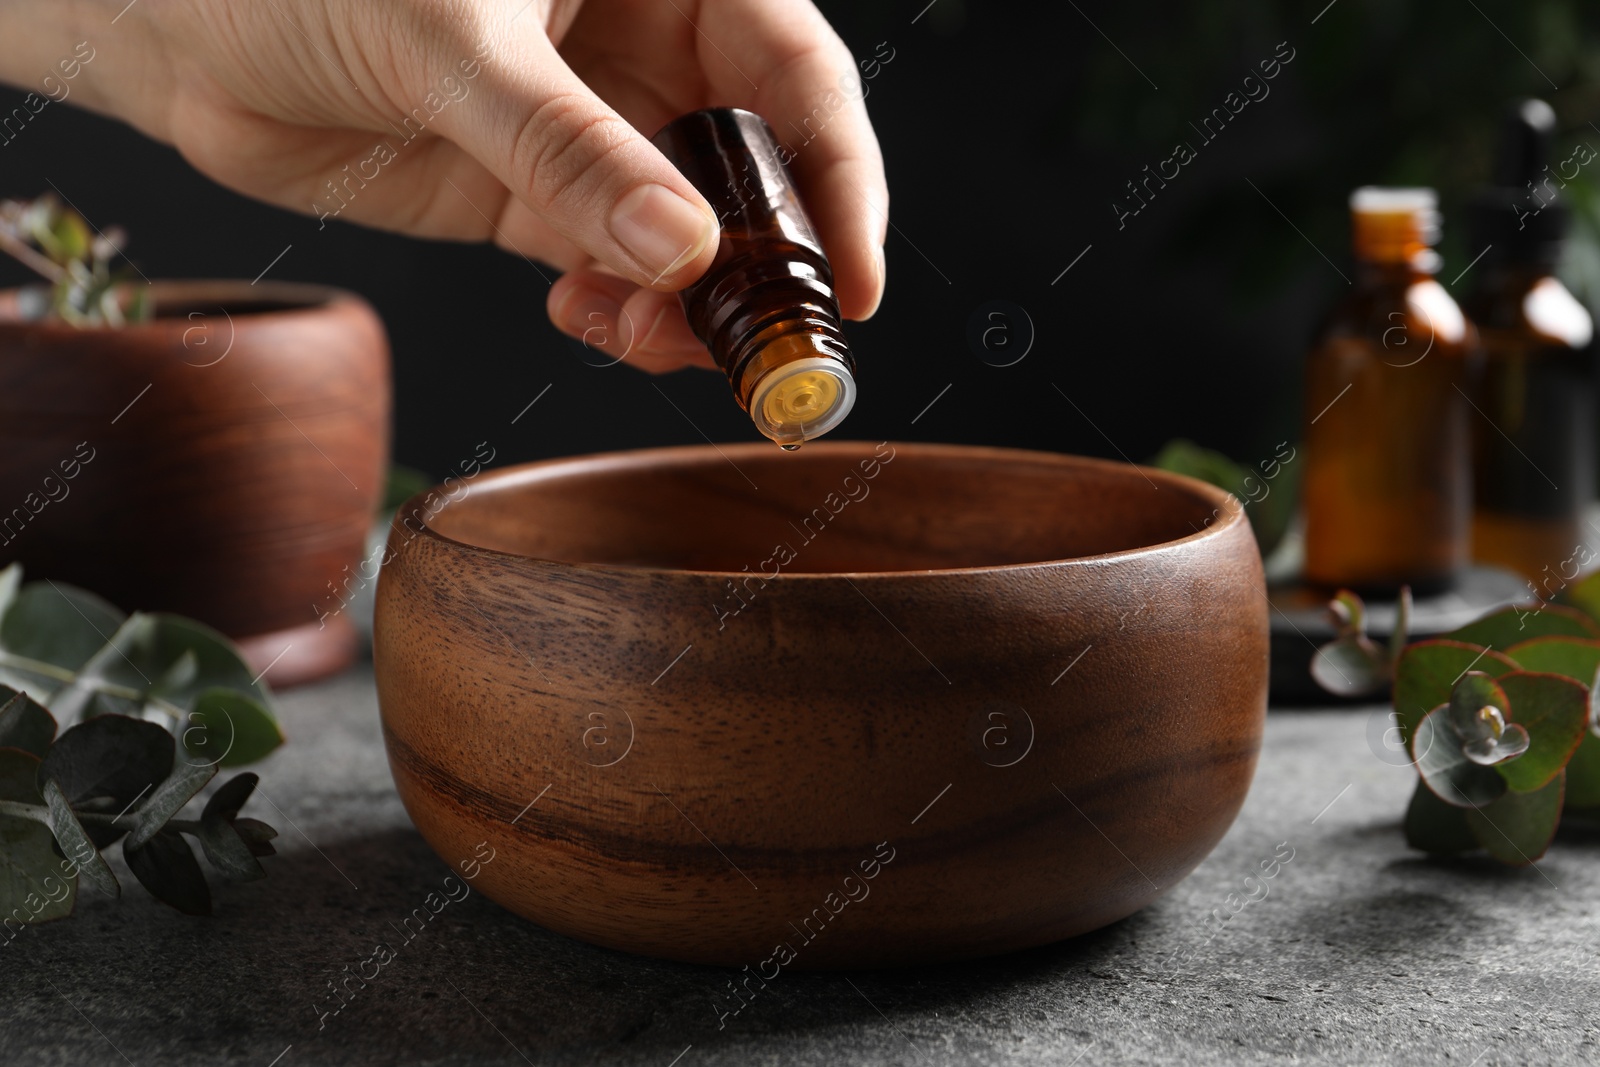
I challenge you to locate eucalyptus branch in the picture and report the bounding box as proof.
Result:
[0,800,202,836]
[1310,582,1600,866]
[0,649,193,727]
[0,193,150,325]
[0,563,284,919]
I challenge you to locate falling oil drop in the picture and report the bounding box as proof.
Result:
[780,442,801,452]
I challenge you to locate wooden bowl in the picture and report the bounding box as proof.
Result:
[0,281,390,687]
[374,441,1267,969]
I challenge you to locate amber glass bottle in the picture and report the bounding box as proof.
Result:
[1302,188,1476,595]
[652,108,857,448]
[1465,100,1595,582]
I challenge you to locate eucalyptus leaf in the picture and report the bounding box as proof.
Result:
[40,779,118,897]
[0,564,20,619]
[1446,604,1600,649]
[202,772,258,823]
[39,714,173,828]
[1495,672,1590,793]
[1502,637,1600,682]
[383,464,436,514]
[1150,438,1248,491]
[0,746,43,804]
[1310,634,1388,697]
[1415,706,1509,808]
[1561,568,1600,624]
[1148,438,1297,554]
[135,615,269,708]
[182,689,284,767]
[0,579,127,675]
[1393,641,1521,748]
[0,687,57,758]
[233,818,278,857]
[48,210,90,264]
[1565,731,1600,808]
[1403,777,1477,854]
[0,814,75,923]
[1448,672,1510,740]
[123,830,210,916]
[1330,589,1365,635]
[196,773,267,879]
[0,748,74,923]
[1464,772,1564,866]
[150,650,199,703]
[196,819,264,881]
[126,756,215,851]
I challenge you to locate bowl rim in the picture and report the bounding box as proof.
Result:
[0,280,363,335]
[397,440,1251,580]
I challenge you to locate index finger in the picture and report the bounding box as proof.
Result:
[696,0,890,321]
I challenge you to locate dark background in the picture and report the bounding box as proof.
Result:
[5,0,1600,480]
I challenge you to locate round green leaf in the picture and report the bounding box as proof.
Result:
[140,615,270,706]
[1311,634,1388,697]
[0,815,75,923]
[0,580,127,674]
[196,818,264,882]
[182,690,284,768]
[202,773,258,823]
[123,830,210,916]
[39,714,173,822]
[1415,706,1509,807]
[1559,569,1600,624]
[0,689,57,759]
[1403,777,1477,854]
[0,746,43,804]
[1465,771,1565,865]
[1496,672,1590,793]
[0,749,75,923]
[1501,637,1600,684]
[1393,640,1521,747]
[1447,604,1600,649]
[1566,732,1600,808]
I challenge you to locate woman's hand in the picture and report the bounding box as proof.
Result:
[2,0,887,371]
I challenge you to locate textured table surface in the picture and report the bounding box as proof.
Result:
[3,663,1596,1067]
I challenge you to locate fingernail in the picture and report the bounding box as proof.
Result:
[633,301,674,352]
[859,246,887,320]
[553,287,630,360]
[609,184,716,282]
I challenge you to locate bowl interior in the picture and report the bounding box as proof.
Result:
[424,442,1228,574]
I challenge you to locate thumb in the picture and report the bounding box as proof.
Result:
[438,29,719,289]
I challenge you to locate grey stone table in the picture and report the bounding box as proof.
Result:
[4,663,1598,1067]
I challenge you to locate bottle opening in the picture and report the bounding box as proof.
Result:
[749,357,857,447]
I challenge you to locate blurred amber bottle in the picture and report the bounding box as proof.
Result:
[652,108,857,448]
[1464,100,1595,583]
[1302,188,1477,595]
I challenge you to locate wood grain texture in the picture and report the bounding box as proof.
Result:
[0,282,389,685]
[374,442,1268,969]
